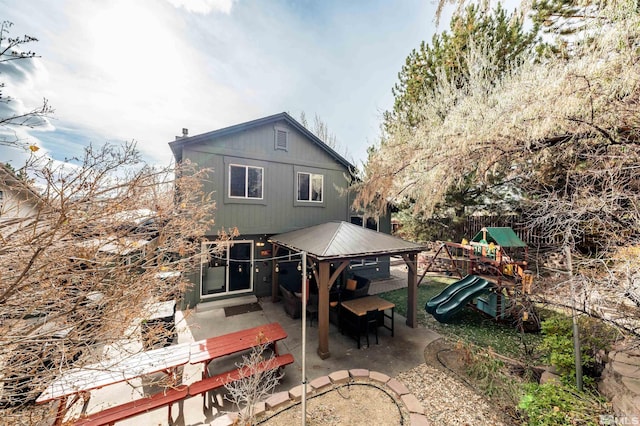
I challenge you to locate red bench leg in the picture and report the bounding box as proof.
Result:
[53,396,67,426]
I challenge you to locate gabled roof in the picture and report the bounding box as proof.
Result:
[471,227,527,248]
[0,164,45,207]
[168,112,354,170]
[269,221,428,261]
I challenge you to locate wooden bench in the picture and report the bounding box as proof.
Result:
[73,355,294,425]
[188,353,294,398]
[70,323,292,425]
[73,385,188,426]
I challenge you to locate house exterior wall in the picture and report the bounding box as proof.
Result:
[172,115,392,307]
[346,213,392,281]
[181,119,353,235]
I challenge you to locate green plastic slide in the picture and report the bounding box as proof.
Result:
[425,275,479,314]
[425,275,494,322]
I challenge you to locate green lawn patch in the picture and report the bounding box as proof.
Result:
[379,275,545,358]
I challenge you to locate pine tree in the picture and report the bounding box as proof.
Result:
[384,4,539,131]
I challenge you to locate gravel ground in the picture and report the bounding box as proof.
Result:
[260,361,507,425]
[398,363,507,425]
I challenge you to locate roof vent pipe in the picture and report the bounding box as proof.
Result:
[175,128,189,140]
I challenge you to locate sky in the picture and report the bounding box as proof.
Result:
[0,0,451,169]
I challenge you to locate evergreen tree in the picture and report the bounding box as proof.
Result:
[372,5,540,239]
[385,4,539,131]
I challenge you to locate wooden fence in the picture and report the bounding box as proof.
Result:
[429,214,565,249]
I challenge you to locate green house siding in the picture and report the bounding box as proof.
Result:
[171,113,392,304]
[182,120,352,235]
[179,269,200,310]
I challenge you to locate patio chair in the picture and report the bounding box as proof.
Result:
[364,309,379,347]
[341,275,371,301]
[306,293,319,326]
[279,285,301,318]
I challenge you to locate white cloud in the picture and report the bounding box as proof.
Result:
[2,0,443,169]
[164,0,236,15]
[31,0,256,165]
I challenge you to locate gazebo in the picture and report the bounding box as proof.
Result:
[269,221,428,359]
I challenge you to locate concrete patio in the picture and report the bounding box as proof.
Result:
[67,267,441,425]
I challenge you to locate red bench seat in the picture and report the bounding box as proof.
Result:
[71,353,294,425]
[188,353,294,397]
[73,385,188,426]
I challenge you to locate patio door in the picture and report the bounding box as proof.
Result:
[200,240,253,298]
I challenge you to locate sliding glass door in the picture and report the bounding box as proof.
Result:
[200,240,254,298]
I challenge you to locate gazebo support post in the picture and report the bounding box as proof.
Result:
[315,260,349,359]
[317,261,331,359]
[402,253,418,328]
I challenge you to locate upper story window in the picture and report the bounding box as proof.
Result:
[297,172,323,202]
[274,127,288,151]
[351,215,378,231]
[351,215,379,267]
[229,164,263,199]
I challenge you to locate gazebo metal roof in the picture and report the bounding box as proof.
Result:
[268,221,428,261]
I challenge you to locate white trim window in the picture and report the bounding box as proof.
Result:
[351,215,379,232]
[351,215,379,267]
[297,172,323,202]
[229,164,263,199]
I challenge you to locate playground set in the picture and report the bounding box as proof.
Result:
[422,227,539,331]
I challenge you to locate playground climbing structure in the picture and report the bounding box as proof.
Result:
[423,227,540,331]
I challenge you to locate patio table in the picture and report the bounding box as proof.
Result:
[340,295,395,348]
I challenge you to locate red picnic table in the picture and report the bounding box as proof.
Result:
[36,322,292,426]
[36,342,191,425]
[187,322,293,405]
[190,322,289,375]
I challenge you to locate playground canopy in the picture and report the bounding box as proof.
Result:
[471,227,527,248]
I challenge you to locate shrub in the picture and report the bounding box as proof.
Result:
[518,382,609,425]
[462,343,523,415]
[538,313,620,383]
